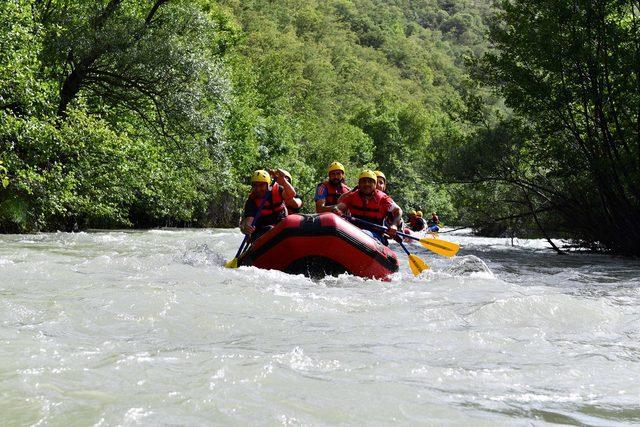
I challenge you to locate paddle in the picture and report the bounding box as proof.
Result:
[397,239,429,276]
[225,184,273,269]
[346,216,460,257]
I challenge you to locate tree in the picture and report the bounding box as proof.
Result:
[38,0,229,138]
[477,0,640,254]
[0,0,236,231]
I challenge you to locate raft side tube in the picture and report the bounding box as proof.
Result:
[239,213,399,279]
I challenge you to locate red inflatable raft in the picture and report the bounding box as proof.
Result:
[238,213,399,279]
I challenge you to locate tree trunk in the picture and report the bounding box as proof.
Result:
[57,67,85,118]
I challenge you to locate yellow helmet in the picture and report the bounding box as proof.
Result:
[251,170,270,184]
[408,210,417,216]
[358,169,377,181]
[281,169,292,183]
[416,210,423,217]
[327,161,345,174]
[374,170,386,181]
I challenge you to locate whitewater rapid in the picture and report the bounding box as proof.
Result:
[1,228,639,425]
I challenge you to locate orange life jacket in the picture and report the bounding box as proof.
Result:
[347,190,389,226]
[251,183,286,220]
[320,181,350,206]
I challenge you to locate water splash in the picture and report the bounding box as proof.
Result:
[0,229,639,425]
[442,255,494,278]
[180,243,226,266]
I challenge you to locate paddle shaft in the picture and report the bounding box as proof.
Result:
[347,215,460,258]
[396,231,429,275]
[341,215,419,256]
[397,239,412,256]
[346,216,415,241]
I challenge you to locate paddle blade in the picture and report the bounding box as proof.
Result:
[225,257,239,268]
[418,237,460,257]
[408,254,429,276]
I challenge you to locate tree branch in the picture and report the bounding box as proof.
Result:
[146,0,170,25]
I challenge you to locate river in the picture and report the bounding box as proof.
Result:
[1,228,639,425]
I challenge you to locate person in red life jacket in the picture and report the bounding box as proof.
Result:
[374,170,405,240]
[406,209,417,229]
[332,170,401,245]
[315,161,351,213]
[240,169,296,241]
[406,209,426,232]
[350,170,387,194]
[426,211,440,233]
[272,169,302,214]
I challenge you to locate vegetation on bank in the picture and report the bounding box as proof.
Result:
[1,0,638,255]
[461,0,640,255]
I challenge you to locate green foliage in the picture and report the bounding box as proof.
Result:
[1,0,497,233]
[456,0,640,253]
[0,160,8,189]
[0,0,52,116]
[1,108,219,231]
[211,0,493,219]
[0,0,236,231]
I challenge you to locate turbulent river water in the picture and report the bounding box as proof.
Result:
[1,228,639,426]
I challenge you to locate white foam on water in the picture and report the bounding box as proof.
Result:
[0,229,639,425]
[468,293,626,333]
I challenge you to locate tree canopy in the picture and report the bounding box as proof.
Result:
[457,0,640,254]
[2,0,639,255]
[1,0,493,232]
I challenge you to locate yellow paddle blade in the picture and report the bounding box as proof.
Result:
[408,254,429,276]
[418,237,460,257]
[225,257,238,268]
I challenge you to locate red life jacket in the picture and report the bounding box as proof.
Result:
[347,190,389,226]
[411,217,426,232]
[251,183,286,219]
[320,181,350,206]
